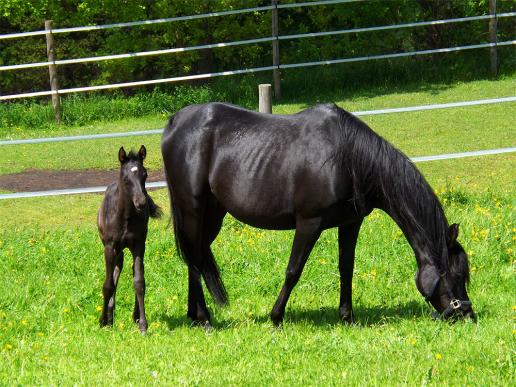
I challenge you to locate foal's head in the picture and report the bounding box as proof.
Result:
[118,145,148,212]
[416,224,475,320]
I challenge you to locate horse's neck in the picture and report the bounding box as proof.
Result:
[379,175,448,265]
[115,182,136,219]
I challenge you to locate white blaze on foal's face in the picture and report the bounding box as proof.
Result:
[131,166,138,173]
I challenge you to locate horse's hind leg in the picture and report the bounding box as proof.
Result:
[130,242,148,333]
[100,246,123,327]
[338,220,363,323]
[187,202,226,327]
[271,217,322,326]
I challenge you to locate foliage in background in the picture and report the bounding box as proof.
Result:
[0,0,514,95]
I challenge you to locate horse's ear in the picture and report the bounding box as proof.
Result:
[447,223,459,248]
[416,265,440,299]
[138,145,147,161]
[118,147,127,164]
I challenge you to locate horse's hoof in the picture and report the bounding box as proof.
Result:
[340,313,355,325]
[270,313,284,327]
[204,321,213,333]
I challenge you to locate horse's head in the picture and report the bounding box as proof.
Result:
[118,145,148,212]
[416,224,475,320]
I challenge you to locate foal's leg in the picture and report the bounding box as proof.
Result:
[338,220,363,323]
[107,251,124,323]
[187,203,226,327]
[270,217,322,326]
[130,243,148,333]
[100,245,117,327]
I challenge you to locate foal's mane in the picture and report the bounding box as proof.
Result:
[333,105,449,269]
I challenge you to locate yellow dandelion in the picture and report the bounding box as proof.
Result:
[319,259,327,265]
[467,365,475,372]
[63,307,70,313]
[37,332,44,337]
[370,270,377,278]
[435,353,443,360]
[95,306,103,312]
[512,305,516,311]
[21,320,28,326]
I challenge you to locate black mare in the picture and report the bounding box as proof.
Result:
[98,145,162,333]
[161,102,474,327]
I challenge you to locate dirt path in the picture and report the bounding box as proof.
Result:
[0,169,166,192]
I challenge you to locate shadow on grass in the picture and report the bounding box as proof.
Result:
[158,300,441,331]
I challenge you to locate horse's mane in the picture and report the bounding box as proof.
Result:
[334,105,449,269]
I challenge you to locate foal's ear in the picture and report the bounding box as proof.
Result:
[447,223,459,248]
[118,147,128,164]
[138,145,147,161]
[416,265,440,299]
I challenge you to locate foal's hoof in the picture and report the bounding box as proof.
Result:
[99,316,113,328]
[136,319,148,334]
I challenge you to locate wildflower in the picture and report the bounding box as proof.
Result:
[63,307,70,313]
[512,306,516,312]
[21,320,28,326]
[4,344,13,351]
[37,332,44,337]
[96,306,103,312]
[435,353,443,360]
[467,365,475,372]
[319,259,327,265]
[408,338,417,346]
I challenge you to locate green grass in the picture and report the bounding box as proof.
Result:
[0,186,514,384]
[0,76,515,384]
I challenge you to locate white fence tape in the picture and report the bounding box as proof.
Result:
[1,40,514,101]
[0,0,362,40]
[0,147,513,200]
[4,13,513,72]
[1,96,514,146]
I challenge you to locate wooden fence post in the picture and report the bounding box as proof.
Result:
[489,0,498,77]
[45,20,61,123]
[259,84,272,113]
[271,0,281,99]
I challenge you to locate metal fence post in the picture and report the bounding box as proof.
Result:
[271,0,281,99]
[488,0,498,77]
[258,84,272,113]
[45,20,62,123]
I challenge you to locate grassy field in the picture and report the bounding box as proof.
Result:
[0,77,515,384]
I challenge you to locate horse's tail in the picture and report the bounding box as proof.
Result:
[170,196,228,306]
[146,192,163,219]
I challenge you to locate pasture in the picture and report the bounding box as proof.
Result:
[0,78,514,384]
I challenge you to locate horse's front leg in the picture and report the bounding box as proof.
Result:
[271,217,322,326]
[131,243,148,333]
[338,219,363,323]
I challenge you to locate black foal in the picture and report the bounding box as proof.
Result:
[97,145,161,333]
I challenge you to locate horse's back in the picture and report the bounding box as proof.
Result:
[162,103,356,228]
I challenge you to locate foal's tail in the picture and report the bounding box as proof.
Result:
[146,192,163,219]
[170,198,228,306]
